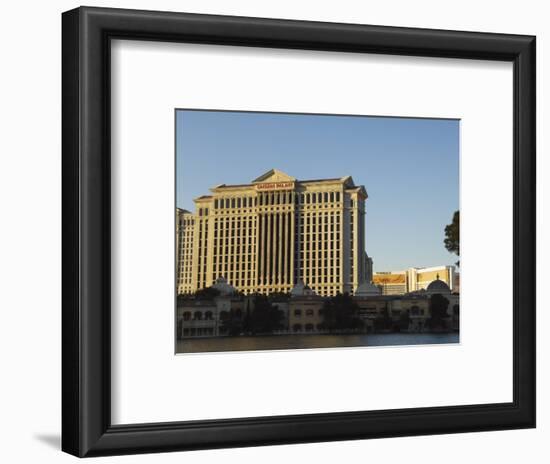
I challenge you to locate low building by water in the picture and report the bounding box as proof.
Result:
[288,281,325,333]
[177,275,459,339]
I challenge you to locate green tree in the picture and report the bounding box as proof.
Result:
[399,310,411,332]
[320,293,364,333]
[194,286,221,300]
[429,294,449,329]
[220,308,244,336]
[444,210,460,266]
[177,294,192,307]
[373,306,391,332]
[248,295,284,334]
[269,291,291,300]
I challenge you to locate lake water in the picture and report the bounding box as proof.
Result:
[176,332,459,353]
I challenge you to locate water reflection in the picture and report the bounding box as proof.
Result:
[176,333,459,354]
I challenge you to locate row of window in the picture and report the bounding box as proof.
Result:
[293,308,323,317]
[195,197,358,221]
[214,238,255,247]
[195,237,344,255]
[206,213,344,236]
[180,271,347,288]
[185,261,348,283]
[182,308,325,321]
[212,191,344,210]
[181,327,214,336]
[182,310,214,321]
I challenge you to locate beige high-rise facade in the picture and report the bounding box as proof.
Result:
[176,169,371,296]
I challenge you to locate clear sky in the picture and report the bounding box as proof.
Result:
[176,109,459,271]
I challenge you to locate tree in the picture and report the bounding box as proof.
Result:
[452,304,460,330]
[429,294,449,329]
[399,310,411,332]
[268,291,291,300]
[194,286,221,300]
[444,210,460,266]
[219,295,284,336]
[220,309,244,336]
[248,295,284,334]
[320,293,364,333]
[374,306,392,332]
[177,294,192,307]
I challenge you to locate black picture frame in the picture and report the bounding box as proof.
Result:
[62,6,536,457]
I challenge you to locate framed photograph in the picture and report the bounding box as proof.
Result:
[174,109,461,354]
[62,6,536,457]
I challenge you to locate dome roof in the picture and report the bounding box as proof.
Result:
[355,281,381,296]
[212,276,237,296]
[426,277,450,294]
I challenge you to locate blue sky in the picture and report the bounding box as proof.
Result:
[176,110,459,271]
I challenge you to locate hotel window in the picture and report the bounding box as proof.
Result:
[294,309,302,317]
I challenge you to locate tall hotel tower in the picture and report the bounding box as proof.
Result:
[177,169,372,297]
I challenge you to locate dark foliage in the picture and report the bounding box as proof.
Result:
[320,293,364,332]
[428,294,449,329]
[444,210,460,266]
[220,295,284,336]
[194,287,221,300]
[247,294,285,334]
[399,310,411,331]
[373,305,392,331]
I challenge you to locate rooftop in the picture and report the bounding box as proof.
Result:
[210,169,360,191]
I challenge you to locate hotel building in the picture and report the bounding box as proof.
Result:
[373,265,457,295]
[176,169,372,296]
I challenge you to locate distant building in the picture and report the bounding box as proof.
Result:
[373,265,456,295]
[176,169,373,297]
[372,272,407,295]
[453,272,460,294]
